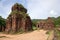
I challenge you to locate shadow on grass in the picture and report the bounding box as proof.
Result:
[0,36,8,38]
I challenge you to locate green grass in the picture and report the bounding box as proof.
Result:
[54,29,60,40]
[56,30,60,36]
[46,30,51,35]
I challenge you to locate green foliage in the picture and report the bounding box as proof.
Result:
[19,11,29,19]
[32,19,41,30]
[9,10,29,20]
[32,16,60,28]
[11,10,18,14]
[32,26,37,30]
[15,3,25,9]
[56,30,60,35]
[55,17,60,25]
[55,29,60,40]
[18,28,24,34]
[51,16,60,27]
[32,19,40,26]
[8,3,28,20]
[0,16,6,27]
[46,31,50,35]
[42,17,60,28]
[12,3,27,13]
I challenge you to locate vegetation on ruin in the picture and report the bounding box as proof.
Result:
[7,3,28,20]
[14,3,25,9]
[7,10,29,20]
[32,16,60,28]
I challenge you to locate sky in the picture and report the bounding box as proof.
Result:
[0,0,60,19]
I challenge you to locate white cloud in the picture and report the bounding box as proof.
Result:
[0,0,27,18]
[0,0,60,19]
[50,10,58,15]
[0,0,16,18]
[26,0,60,19]
[49,10,58,17]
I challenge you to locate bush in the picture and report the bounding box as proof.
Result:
[32,26,37,30]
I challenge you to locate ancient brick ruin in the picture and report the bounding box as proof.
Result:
[36,17,54,30]
[5,3,32,33]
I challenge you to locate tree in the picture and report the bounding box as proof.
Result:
[0,16,6,31]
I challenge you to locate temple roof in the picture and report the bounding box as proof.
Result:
[12,3,27,13]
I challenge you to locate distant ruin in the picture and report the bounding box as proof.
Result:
[5,3,32,33]
[36,17,54,30]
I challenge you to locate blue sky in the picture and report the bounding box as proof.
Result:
[0,0,60,19]
[0,0,27,19]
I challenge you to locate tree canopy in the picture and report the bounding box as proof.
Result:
[0,16,6,27]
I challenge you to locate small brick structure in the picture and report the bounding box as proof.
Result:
[36,17,54,30]
[5,3,32,33]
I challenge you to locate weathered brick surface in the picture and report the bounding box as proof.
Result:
[5,3,32,33]
[36,17,54,30]
[12,3,27,13]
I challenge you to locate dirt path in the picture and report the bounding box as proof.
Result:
[0,30,48,40]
